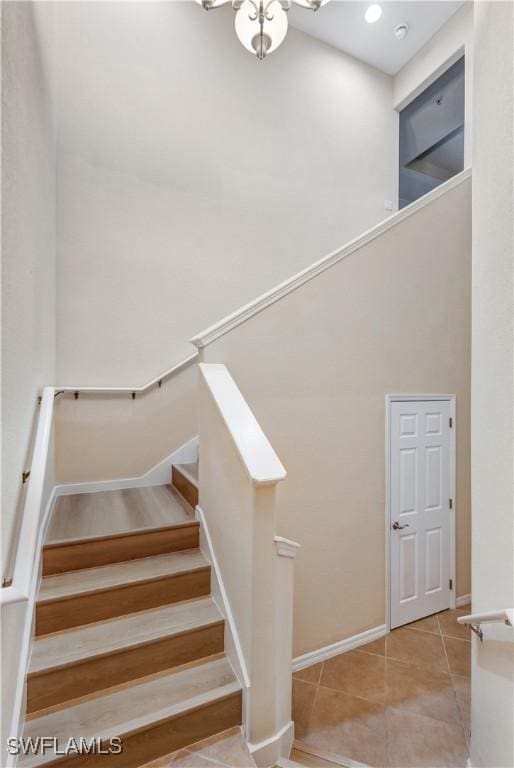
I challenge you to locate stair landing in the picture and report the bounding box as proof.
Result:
[46,485,193,543]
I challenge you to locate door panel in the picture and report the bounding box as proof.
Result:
[390,399,452,628]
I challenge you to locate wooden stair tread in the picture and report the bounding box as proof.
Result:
[21,657,241,768]
[29,597,222,674]
[38,550,208,603]
[46,486,193,544]
[174,463,199,487]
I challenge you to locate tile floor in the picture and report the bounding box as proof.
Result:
[293,607,471,768]
[142,726,256,768]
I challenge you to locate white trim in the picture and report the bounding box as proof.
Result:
[195,504,250,691]
[190,170,471,350]
[457,608,513,628]
[57,352,198,395]
[7,388,55,596]
[394,46,466,112]
[199,364,286,487]
[385,394,457,633]
[292,624,387,672]
[274,536,300,559]
[2,484,57,766]
[54,437,198,496]
[248,720,294,768]
[291,741,370,768]
[456,593,472,608]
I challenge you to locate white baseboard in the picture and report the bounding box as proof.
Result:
[249,721,294,768]
[456,593,472,608]
[292,741,370,768]
[292,624,387,672]
[54,437,198,496]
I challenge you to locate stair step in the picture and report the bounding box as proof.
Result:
[43,522,199,576]
[44,486,197,575]
[21,657,242,768]
[172,463,199,509]
[28,598,224,714]
[36,551,210,636]
[46,486,193,542]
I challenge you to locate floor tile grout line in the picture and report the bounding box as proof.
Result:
[183,749,235,768]
[351,648,386,659]
[298,660,325,743]
[314,681,387,708]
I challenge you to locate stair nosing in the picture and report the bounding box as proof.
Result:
[23,684,241,768]
[37,550,209,604]
[22,658,241,768]
[29,598,224,676]
[37,564,210,606]
[43,520,199,550]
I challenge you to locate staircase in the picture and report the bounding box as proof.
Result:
[21,467,245,767]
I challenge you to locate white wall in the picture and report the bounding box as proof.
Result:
[471,3,514,766]
[393,2,473,166]
[202,177,471,656]
[55,1,396,386]
[1,2,56,574]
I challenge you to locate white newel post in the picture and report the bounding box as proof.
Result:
[197,363,296,766]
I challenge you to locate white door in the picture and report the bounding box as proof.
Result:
[390,399,453,629]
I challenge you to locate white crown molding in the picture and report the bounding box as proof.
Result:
[293,624,387,671]
[274,536,300,559]
[54,437,198,496]
[190,168,472,350]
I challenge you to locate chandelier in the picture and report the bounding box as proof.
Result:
[195,0,329,60]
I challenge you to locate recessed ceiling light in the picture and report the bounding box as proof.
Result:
[365,4,382,24]
[394,23,409,40]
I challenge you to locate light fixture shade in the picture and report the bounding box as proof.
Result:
[235,0,288,56]
[290,0,330,8]
[193,0,232,7]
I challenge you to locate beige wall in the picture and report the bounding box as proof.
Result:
[55,364,197,483]
[202,179,472,656]
[393,2,473,165]
[1,2,56,573]
[54,1,396,386]
[471,3,514,766]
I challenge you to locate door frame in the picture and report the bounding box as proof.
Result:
[385,394,457,632]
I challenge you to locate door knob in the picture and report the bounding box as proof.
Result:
[392,521,409,530]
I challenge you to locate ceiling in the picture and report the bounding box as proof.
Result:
[289,1,465,75]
